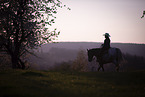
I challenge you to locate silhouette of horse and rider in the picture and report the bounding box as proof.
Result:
[87,33,123,71]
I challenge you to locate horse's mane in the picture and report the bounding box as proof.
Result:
[88,48,101,56]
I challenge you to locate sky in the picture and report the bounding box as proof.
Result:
[51,0,145,44]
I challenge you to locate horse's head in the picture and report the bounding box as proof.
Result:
[87,49,94,62]
[87,48,101,62]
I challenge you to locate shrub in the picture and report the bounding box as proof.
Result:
[71,49,88,72]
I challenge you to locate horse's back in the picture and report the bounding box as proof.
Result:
[109,47,117,56]
[109,47,122,56]
[109,47,123,61]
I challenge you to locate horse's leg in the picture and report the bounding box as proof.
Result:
[114,60,119,72]
[98,64,101,71]
[101,64,104,71]
[98,63,104,71]
[116,64,119,72]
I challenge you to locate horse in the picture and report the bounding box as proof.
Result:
[87,48,123,72]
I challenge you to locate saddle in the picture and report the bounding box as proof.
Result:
[102,48,116,60]
[99,48,112,61]
[100,48,109,56]
[102,50,108,55]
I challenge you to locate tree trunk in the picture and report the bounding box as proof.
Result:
[11,55,20,69]
[18,58,25,69]
[11,53,25,69]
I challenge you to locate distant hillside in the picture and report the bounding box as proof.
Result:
[28,42,145,70]
[39,42,145,58]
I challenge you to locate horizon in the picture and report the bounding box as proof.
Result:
[52,41,145,45]
[46,41,145,46]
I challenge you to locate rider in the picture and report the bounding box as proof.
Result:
[102,33,111,51]
[99,33,111,60]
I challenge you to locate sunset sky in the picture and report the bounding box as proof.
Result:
[52,0,145,44]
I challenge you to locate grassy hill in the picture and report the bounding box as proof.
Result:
[0,70,145,97]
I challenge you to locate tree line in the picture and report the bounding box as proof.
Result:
[50,50,145,72]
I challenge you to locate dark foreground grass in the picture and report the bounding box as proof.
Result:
[0,70,145,97]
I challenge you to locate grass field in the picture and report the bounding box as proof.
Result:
[0,70,145,97]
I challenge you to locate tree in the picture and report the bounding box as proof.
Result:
[0,0,65,69]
